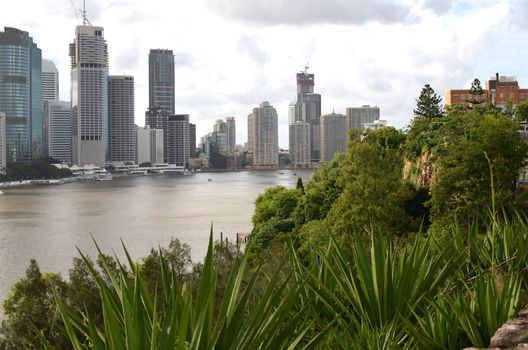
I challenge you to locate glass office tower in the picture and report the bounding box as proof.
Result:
[0,27,42,161]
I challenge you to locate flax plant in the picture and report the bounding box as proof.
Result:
[55,233,329,349]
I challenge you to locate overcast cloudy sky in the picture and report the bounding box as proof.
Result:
[2,0,527,147]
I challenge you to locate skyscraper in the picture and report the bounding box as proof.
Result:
[346,105,380,131]
[149,49,175,114]
[167,114,189,167]
[0,112,6,174]
[225,117,236,154]
[108,75,135,163]
[289,121,310,166]
[213,119,227,155]
[70,25,108,166]
[42,59,59,101]
[136,126,164,165]
[0,27,42,161]
[294,70,321,162]
[320,112,347,163]
[247,113,254,154]
[252,101,278,166]
[145,107,169,162]
[299,93,321,162]
[189,123,196,158]
[43,101,72,164]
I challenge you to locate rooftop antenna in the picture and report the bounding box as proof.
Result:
[80,0,91,25]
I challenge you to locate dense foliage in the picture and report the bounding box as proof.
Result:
[0,160,72,182]
[3,85,528,348]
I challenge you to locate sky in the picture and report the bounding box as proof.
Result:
[1,0,528,148]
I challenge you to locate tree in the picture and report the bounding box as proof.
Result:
[515,100,528,122]
[296,177,305,193]
[0,260,69,349]
[428,108,528,228]
[141,238,193,294]
[467,78,485,108]
[414,84,443,119]
[327,132,414,238]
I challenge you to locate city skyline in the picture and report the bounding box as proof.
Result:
[1,0,527,148]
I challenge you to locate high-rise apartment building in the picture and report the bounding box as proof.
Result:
[145,107,169,162]
[346,105,380,131]
[213,119,227,155]
[42,59,59,101]
[0,112,6,174]
[225,117,236,154]
[70,25,108,166]
[108,75,135,163]
[445,73,528,109]
[288,102,300,124]
[320,112,347,163]
[247,113,254,154]
[149,49,175,114]
[0,27,42,161]
[299,93,321,161]
[136,126,164,165]
[189,123,196,158]
[289,121,310,166]
[43,101,72,164]
[167,114,189,167]
[252,101,278,166]
[294,70,321,162]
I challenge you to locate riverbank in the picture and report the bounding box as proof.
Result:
[0,176,105,189]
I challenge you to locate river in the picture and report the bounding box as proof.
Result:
[0,169,312,310]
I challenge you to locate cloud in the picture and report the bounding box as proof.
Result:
[422,0,454,14]
[174,52,194,68]
[205,0,414,25]
[237,35,269,64]
[510,0,528,30]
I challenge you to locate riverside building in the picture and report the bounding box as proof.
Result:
[289,121,310,166]
[167,114,189,167]
[251,101,278,167]
[0,112,5,174]
[320,112,347,163]
[42,59,59,101]
[149,49,175,114]
[43,101,72,164]
[108,75,135,163]
[70,24,108,166]
[0,27,42,161]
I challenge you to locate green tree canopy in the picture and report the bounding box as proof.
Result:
[414,84,443,119]
[428,108,528,228]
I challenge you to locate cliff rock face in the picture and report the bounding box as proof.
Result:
[464,311,528,350]
[403,151,435,188]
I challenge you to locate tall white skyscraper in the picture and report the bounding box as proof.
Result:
[43,101,72,164]
[42,59,59,101]
[252,101,278,166]
[108,75,135,163]
[70,25,108,166]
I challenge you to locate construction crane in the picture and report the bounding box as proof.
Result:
[288,56,310,74]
